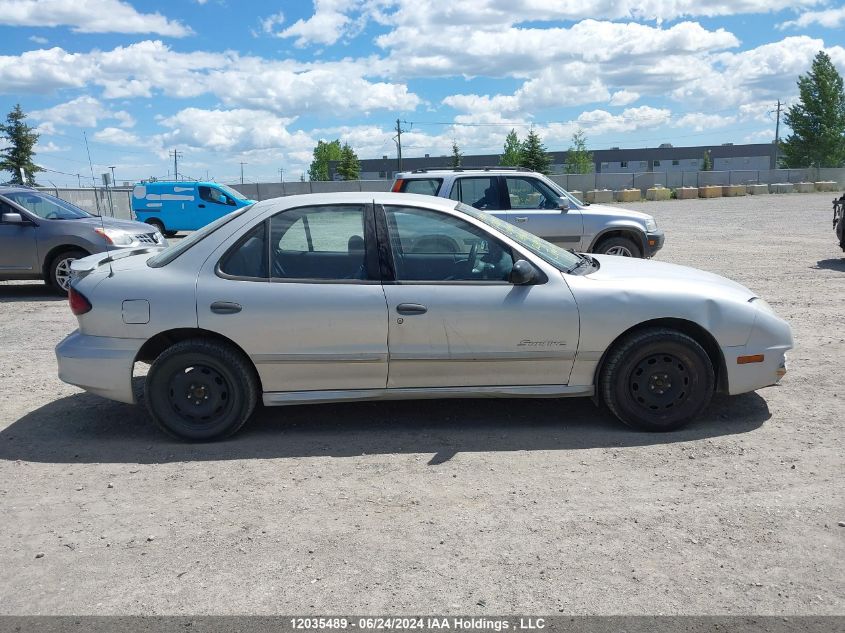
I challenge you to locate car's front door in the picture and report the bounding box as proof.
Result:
[503,176,583,248]
[196,203,389,394]
[378,204,580,389]
[196,186,235,229]
[0,200,38,273]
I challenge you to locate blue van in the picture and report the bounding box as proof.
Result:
[132,181,256,235]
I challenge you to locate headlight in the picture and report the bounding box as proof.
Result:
[645,217,658,232]
[94,227,135,246]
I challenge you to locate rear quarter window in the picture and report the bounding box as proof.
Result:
[400,178,443,196]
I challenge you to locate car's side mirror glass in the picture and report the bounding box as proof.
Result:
[1,212,25,224]
[510,259,537,285]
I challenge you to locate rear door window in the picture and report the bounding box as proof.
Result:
[447,177,502,210]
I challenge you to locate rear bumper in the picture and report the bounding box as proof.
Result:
[55,331,142,404]
[645,230,665,257]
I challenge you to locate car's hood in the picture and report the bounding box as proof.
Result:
[67,216,158,233]
[584,254,756,301]
[582,203,652,222]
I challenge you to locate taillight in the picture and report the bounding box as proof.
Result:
[68,287,92,315]
[391,179,404,192]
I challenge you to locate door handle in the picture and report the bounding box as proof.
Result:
[198,204,206,208]
[515,216,528,223]
[210,301,242,315]
[396,303,427,315]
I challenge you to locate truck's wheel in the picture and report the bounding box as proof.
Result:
[48,248,87,294]
[595,236,642,258]
[145,339,259,441]
[145,218,166,234]
[600,328,714,432]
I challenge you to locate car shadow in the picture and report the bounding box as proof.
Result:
[0,283,64,302]
[0,391,770,465]
[813,257,845,272]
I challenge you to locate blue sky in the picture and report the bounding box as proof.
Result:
[1,0,844,186]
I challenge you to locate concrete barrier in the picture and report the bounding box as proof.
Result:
[646,187,671,201]
[746,184,769,195]
[771,183,794,193]
[795,182,814,193]
[675,187,698,200]
[815,181,838,192]
[586,189,614,204]
[568,190,584,203]
[698,186,722,198]
[722,184,746,197]
[615,189,641,203]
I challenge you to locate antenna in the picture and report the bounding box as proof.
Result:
[84,131,113,278]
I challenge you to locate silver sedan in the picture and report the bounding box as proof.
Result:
[56,192,793,441]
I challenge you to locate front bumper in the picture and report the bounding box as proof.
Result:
[55,331,143,404]
[645,230,665,257]
[722,306,793,395]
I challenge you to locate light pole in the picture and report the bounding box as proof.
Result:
[240,162,247,185]
[108,166,116,185]
[279,168,285,183]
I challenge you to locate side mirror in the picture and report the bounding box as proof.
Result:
[510,259,538,285]
[1,212,25,224]
[558,197,570,212]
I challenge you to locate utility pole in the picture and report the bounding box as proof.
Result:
[76,173,82,188]
[108,166,116,185]
[773,99,782,169]
[240,162,247,185]
[394,118,405,173]
[279,167,285,183]
[169,150,182,181]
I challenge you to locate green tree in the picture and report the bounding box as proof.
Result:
[450,140,463,168]
[337,142,360,180]
[307,139,342,181]
[499,129,523,166]
[0,104,42,185]
[564,129,594,174]
[521,128,551,174]
[781,51,845,168]
[702,150,713,171]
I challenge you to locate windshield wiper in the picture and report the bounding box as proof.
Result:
[565,252,597,275]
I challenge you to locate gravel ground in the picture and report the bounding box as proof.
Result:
[0,192,843,615]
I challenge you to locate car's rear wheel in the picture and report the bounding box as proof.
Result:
[145,339,259,441]
[595,236,642,258]
[48,248,87,293]
[600,328,714,431]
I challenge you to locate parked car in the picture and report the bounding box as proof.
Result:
[392,167,664,258]
[0,186,167,293]
[833,193,845,252]
[56,192,791,441]
[132,181,256,236]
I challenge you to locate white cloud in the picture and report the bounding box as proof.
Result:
[779,6,845,30]
[0,0,192,36]
[92,127,142,146]
[28,35,48,44]
[0,42,420,116]
[609,90,640,106]
[673,112,737,131]
[31,96,136,132]
[35,141,69,153]
[275,0,356,46]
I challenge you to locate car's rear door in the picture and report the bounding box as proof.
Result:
[195,202,389,394]
[377,203,580,389]
[502,176,583,247]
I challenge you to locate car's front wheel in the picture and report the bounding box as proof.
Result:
[600,328,715,431]
[594,236,642,258]
[48,248,87,293]
[145,339,259,441]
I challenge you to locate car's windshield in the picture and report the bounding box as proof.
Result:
[455,202,582,272]
[216,184,248,201]
[3,191,92,219]
[147,206,251,268]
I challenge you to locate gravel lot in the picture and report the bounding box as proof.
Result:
[0,191,843,615]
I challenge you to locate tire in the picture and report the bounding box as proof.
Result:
[600,328,715,432]
[48,248,87,294]
[145,338,259,441]
[145,218,166,234]
[594,236,642,258]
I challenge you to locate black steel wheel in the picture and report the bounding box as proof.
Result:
[600,327,715,431]
[145,338,259,441]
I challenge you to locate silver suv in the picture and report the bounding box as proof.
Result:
[393,167,664,258]
[0,186,167,292]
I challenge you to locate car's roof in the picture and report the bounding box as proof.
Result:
[396,168,539,177]
[0,185,41,194]
[134,181,221,186]
[256,191,461,211]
